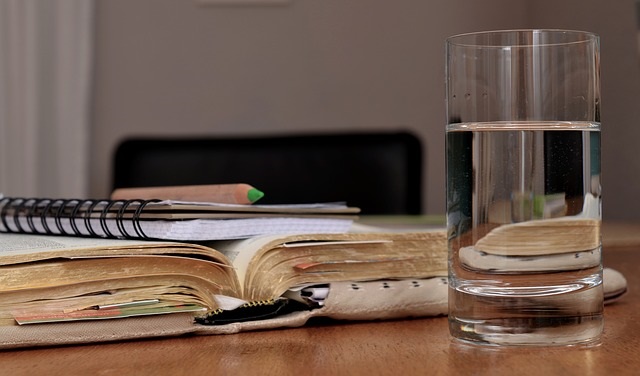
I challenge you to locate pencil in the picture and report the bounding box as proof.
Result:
[110,183,265,204]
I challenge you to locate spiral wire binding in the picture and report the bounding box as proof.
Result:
[0,197,160,239]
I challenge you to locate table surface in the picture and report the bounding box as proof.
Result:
[1,222,639,375]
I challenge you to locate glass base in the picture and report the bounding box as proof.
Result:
[449,316,603,347]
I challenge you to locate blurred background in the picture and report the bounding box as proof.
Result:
[0,0,638,220]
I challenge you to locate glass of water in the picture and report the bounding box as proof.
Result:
[445,29,602,346]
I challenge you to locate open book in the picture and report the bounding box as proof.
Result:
[0,230,447,347]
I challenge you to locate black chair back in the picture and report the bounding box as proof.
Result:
[113,131,423,215]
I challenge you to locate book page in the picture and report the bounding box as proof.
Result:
[211,235,287,288]
[0,255,240,323]
[0,233,156,255]
[0,233,227,266]
[209,235,394,289]
[211,234,398,283]
[212,232,449,301]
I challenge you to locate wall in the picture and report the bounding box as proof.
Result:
[90,0,529,214]
[526,0,640,220]
[91,1,640,219]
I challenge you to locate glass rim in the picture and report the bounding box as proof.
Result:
[446,29,599,49]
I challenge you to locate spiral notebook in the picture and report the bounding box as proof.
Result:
[0,196,359,241]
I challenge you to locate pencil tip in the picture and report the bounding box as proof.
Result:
[247,188,265,203]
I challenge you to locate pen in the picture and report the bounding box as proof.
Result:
[110,183,265,204]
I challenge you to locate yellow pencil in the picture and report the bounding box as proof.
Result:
[110,183,264,204]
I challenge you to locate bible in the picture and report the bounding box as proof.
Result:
[0,230,448,349]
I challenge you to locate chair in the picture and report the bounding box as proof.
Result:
[112,131,423,215]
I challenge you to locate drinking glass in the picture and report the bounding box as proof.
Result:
[445,29,602,346]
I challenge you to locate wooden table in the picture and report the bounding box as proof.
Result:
[1,222,639,375]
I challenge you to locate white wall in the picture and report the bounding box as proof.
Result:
[93,0,640,220]
[90,0,529,215]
